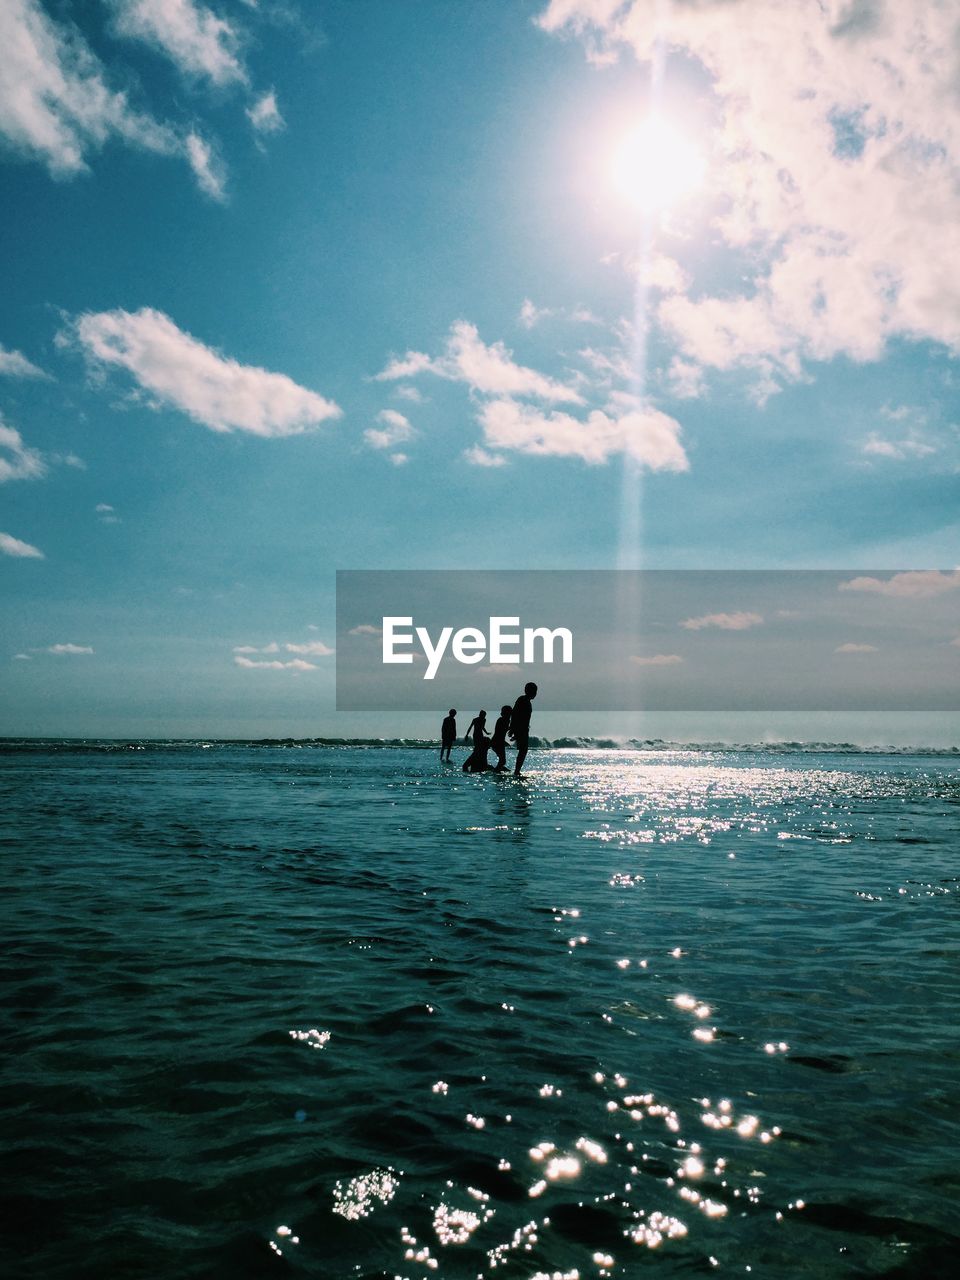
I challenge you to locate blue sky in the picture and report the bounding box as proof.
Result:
[1,1,958,738]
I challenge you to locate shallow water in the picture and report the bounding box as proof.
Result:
[2,744,959,1278]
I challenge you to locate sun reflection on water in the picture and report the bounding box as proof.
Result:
[261,749,958,1275]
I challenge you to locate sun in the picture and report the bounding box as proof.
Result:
[611,115,706,214]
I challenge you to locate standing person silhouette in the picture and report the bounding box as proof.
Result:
[440,708,457,762]
[509,682,538,777]
[489,704,512,772]
[464,709,487,745]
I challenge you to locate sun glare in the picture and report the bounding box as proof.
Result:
[611,115,706,214]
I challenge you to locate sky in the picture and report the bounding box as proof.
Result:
[0,0,958,740]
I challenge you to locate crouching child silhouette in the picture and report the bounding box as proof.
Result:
[462,709,491,773]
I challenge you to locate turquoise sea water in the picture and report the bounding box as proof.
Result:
[2,742,959,1278]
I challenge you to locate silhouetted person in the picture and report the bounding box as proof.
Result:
[440,708,457,762]
[463,710,491,773]
[464,710,487,745]
[489,704,512,772]
[509,682,538,777]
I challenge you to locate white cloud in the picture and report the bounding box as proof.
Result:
[839,571,960,599]
[55,452,86,469]
[881,403,921,424]
[235,655,315,671]
[0,418,46,484]
[463,445,507,468]
[665,356,705,400]
[284,640,334,657]
[375,320,584,404]
[48,643,93,654]
[520,298,553,329]
[747,367,785,409]
[477,398,688,468]
[0,343,47,379]
[95,502,120,524]
[680,611,763,631]
[67,308,341,436]
[184,131,226,201]
[630,653,683,665]
[364,409,414,451]
[375,350,435,381]
[0,531,44,558]
[13,652,32,660]
[539,1,960,389]
[569,305,603,325]
[862,406,939,459]
[389,451,408,466]
[393,384,423,403]
[577,345,633,384]
[246,89,284,135]
[520,299,602,329]
[604,388,642,414]
[862,434,937,461]
[835,642,878,653]
[234,639,333,664]
[449,319,584,401]
[0,0,221,194]
[349,624,382,636]
[107,0,246,87]
[640,254,690,295]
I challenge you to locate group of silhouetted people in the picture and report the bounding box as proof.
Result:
[440,682,538,778]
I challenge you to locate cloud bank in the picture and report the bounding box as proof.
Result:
[0,0,224,195]
[377,317,687,468]
[376,320,584,405]
[476,399,688,468]
[539,0,960,396]
[233,638,334,670]
[839,572,960,599]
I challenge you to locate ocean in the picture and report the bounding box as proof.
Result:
[2,741,958,1278]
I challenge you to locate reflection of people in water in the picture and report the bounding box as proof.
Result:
[440,708,457,762]
[463,710,491,773]
[489,704,512,772]
[509,682,538,777]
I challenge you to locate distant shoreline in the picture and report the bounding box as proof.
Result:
[2,737,958,756]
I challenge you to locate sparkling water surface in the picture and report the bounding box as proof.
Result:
[2,744,959,1278]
